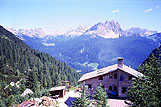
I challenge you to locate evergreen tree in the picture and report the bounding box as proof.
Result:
[72,86,90,107]
[128,53,161,107]
[0,25,81,106]
[43,75,47,87]
[6,95,16,106]
[54,72,61,86]
[0,97,6,107]
[28,71,38,91]
[93,84,108,107]
[47,74,52,88]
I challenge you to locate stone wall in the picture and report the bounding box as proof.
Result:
[82,69,133,98]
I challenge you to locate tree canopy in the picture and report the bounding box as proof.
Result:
[0,25,81,106]
[128,46,161,107]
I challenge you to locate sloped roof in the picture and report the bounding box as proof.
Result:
[49,86,66,91]
[78,64,143,82]
[21,88,33,97]
[65,97,76,106]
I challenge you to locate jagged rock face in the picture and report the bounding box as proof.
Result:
[6,28,46,38]
[84,20,123,38]
[6,20,157,39]
[4,20,160,73]
[65,26,88,37]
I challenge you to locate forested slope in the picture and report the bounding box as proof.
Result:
[0,25,81,106]
[128,45,161,106]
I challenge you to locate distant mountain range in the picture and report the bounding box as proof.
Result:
[65,26,88,37]
[6,20,161,73]
[6,27,46,39]
[6,20,158,39]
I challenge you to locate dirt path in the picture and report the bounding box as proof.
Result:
[108,99,128,107]
[57,90,81,107]
[57,91,128,107]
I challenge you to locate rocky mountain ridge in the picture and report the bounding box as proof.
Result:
[6,20,158,39]
[5,20,160,73]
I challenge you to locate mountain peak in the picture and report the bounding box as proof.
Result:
[6,27,46,38]
[124,27,157,37]
[65,26,88,37]
[84,20,123,38]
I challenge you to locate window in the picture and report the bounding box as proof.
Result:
[102,85,104,89]
[122,87,127,93]
[114,86,117,91]
[129,76,132,80]
[114,74,117,79]
[85,84,92,89]
[88,84,92,89]
[109,86,112,90]
[120,76,123,81]
[98,76,103,80]
[109,74,112,78]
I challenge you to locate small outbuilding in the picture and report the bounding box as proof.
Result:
[49,86,66,98]
[21,88,33,97]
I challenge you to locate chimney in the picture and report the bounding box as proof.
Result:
[118,57,123,68]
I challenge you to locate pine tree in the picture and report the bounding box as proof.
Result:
[93,84,108,107]
[72,86,90,107]
[128,54,161,107]
[47,74,52,88]
[6,95,16,106]
[54,72,61,86]
[0,26,81,106]
[28,71,38,91]
[0,97,6,107]
[43,75,47,87]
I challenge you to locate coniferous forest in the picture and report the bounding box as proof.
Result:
[128,46,161,107]
[0,25,81,106]
[0,24,161,107]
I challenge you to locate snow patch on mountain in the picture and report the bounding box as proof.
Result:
[65,26,88,37]
[84,20,123,38]
[6,28,46,38]
[147,33,161,45]
[6,20,157,40]
[80,47,85,53]
[50,31,64,36]
[6,27,18,35]
[124,27,157,37]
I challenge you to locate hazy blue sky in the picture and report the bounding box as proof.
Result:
[0,0,161,34]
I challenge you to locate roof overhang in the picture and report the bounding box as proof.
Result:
[78,64,144,82]
[49,86,66,91]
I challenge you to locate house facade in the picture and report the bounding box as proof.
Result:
[78,58,143,98]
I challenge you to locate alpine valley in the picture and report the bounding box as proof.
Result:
[6,20,161,74]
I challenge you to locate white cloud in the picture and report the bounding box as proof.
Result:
[112,9,119,13]
[144,8,152,12]
[155,6,160,9]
